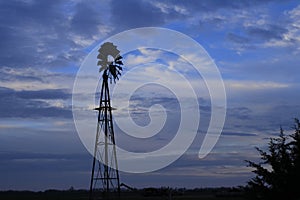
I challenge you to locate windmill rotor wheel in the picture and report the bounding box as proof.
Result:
[97,42,120,72]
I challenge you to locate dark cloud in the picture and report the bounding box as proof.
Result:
[226,25,288,50]
[110,0,166,29]
[222,132,257,137]
[0,151,90,190]
[169,0,278,13]
[199,17,225,28]
[0,151,88,164]
[70,2,103,38]
[129,96,180,112]
[225,22,289,50]
[0,69,43,83]
[0,0,104,70]
[172,152,251,168]
[0,87,70,100]
[264,105,300,127]
[16,89,70,100]
[0,87,71,118]
[227,33,250,44]
[109,0,268,30]
[0,1,67,68]
[227,107,252,120]
[0,0,293,71]
[115,94,213,153]
[246,24,287,41]
[115,94,180,152]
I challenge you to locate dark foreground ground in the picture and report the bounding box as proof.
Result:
[0,187,246,200]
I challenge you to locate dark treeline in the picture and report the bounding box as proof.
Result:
[0,187,246,200]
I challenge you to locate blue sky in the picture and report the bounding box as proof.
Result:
[1,0,300,191]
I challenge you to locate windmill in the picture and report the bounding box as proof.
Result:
[89,42,123,200]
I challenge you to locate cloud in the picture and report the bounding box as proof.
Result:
[69,1,113,47]
[227,4,300,52]
[168,0,276,13]
[0,151,88,164]
[225,80,289,90]
[226,107,252,120]
[0,0,296,73]
[150,1,188,15]
[227,33,250,44]
[222,132,257,137]
[110,0,166,29]
[0,66,75,91]
[15,89,70,100]
[0,67,43,83]
[0,151,90,190]
[70,2,103,37]
[219,52,300,84]
[0,0,110,70]
[246,25,287,41]
[0,1,67,68]
[124,48,164,66]
[0,87,71,118]
[263,4,300,49]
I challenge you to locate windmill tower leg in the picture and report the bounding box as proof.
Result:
[89,74,120,200]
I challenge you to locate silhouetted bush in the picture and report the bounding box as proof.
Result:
[245,118,300,199]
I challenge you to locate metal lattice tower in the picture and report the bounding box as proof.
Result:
[89,42,123,200]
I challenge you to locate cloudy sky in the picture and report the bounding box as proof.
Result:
[1,0,300,191]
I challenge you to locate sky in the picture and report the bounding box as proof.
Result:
[0,0,300,191]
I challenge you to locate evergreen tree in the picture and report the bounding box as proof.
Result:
[245,119,300,199]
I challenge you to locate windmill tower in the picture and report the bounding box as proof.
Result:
[89,42,123,200]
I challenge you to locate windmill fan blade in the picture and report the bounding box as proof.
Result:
[115,55,123,60]
[115,60,123,65]
[98,42,120,57]
[97,53,107,60]
[97,42,123,82]
[116,66,122,70]
[97,60,107,66]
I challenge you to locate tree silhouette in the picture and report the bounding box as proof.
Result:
[245,119,300,199]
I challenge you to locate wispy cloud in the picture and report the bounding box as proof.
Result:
[226,80,289,90]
